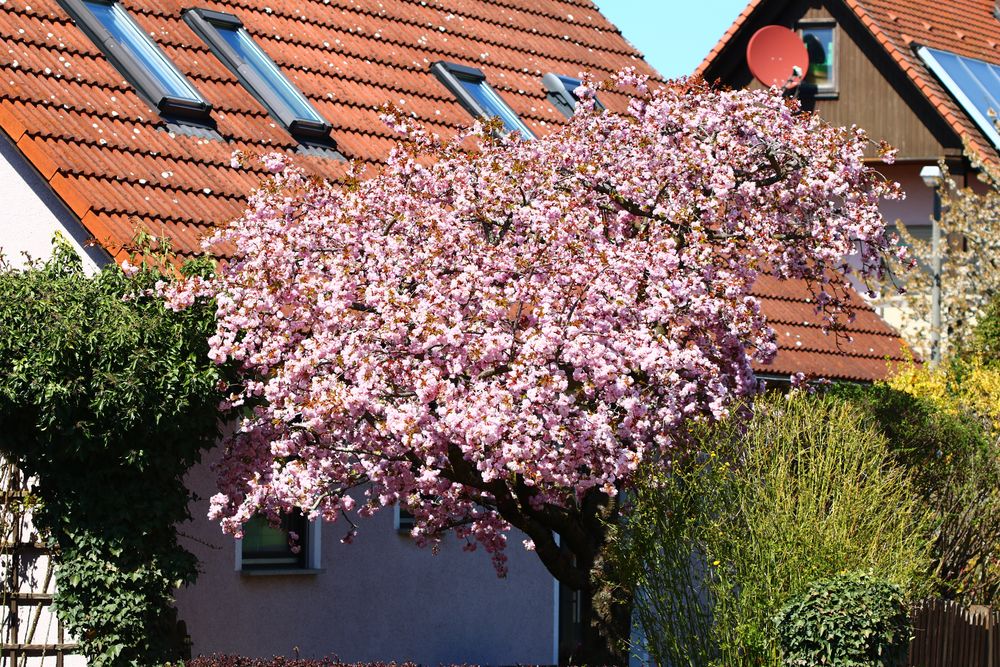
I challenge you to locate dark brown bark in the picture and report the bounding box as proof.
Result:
[569,532,635,667]
[439,447,634,664]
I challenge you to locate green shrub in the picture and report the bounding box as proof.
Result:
[970,293,1000,366]
[834,382,1000,604]
[774,572,910,667]
[619,392,934,667]
[0,237,227,666]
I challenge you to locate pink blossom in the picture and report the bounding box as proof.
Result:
[172,76,899,573]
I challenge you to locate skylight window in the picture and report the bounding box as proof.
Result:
[58,0,210,120]
[917,45,1000,149]
[541,73,605,119]
[431,61,535,138]
[183,8,332,143]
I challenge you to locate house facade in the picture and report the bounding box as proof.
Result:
[697,0,1000,340]
[0,0,911,664]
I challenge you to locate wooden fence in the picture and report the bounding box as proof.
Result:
[909,598,999,667]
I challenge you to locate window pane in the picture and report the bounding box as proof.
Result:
[801,26,834,88]
[920,46,1000,149]
[242,512,304,566]
[216,26,324,123]
[456,76,534,137]
[83,1,201,101]
[950,56,1000,122]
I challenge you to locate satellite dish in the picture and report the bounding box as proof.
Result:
[746,25,809,89]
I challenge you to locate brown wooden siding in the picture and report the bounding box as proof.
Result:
[703,0,963,160]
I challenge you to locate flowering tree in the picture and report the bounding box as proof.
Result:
[880,168,1000,358]
[166,74,899,663]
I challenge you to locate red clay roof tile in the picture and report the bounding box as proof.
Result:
[0,0,908,380]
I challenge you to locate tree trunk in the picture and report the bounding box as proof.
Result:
[569,547,635,666]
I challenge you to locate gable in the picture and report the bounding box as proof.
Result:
[699,0,1000,171]
[701,0,963,160]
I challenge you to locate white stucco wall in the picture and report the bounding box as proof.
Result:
[0,136,107,272]
[174,447,558,665]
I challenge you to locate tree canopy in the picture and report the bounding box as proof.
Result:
[166,74,901,662]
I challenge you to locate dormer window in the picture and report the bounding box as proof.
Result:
[431,61,535,138]
[798,21,837,95]
[183,8,332,143]
[542,73,605,119]
[58,0,211,120]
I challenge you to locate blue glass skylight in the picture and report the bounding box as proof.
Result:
[456,77,534,136]
[214,25,325,125]
[62,0,210,119]
[84,1,201,100]
[542,73,605,119]
[917,45,1000,149]
[183,8,331,143]
[431,61,535,138]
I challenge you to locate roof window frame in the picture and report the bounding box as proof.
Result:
[183,8,332,143]
[542,73,605,119]
[916,44,1000,150]
[431,60,535,138]
[57,0,212,121]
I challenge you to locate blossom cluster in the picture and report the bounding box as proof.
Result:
[164,75,899,572]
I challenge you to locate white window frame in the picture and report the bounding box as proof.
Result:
[797,20,839,97]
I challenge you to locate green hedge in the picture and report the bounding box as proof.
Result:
[774,572,910,667]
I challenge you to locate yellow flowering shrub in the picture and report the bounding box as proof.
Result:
[888,359,1000,432]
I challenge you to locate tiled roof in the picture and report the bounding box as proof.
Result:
[0,0,908,381]
[695,0,1000,173]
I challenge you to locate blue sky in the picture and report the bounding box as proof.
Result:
[592,1,750,79]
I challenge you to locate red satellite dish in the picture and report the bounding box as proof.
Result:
[746,25,809,89]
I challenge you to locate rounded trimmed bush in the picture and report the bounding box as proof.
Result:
[774,572,910,667]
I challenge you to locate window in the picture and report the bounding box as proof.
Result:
[917,45,1000,150]
[183,8,332,142]
[394,505,415,533]
[431,61,535,138]
[237,509,321,573]
[798,22,837,95]
[57,0,211,120]
[542,73,605,119]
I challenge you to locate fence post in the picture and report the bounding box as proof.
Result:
[988,605,994,667]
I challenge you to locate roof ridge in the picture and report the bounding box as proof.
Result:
[392,0,628,44]
[454,0,606,20]
[694,0,766,78]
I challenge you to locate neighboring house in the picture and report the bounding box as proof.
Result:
[0,0,910,664]
[696,0,1000,333]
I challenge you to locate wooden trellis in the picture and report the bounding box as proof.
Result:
[1,459,79,667]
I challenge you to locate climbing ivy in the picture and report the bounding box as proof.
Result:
[0,236,226,666]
